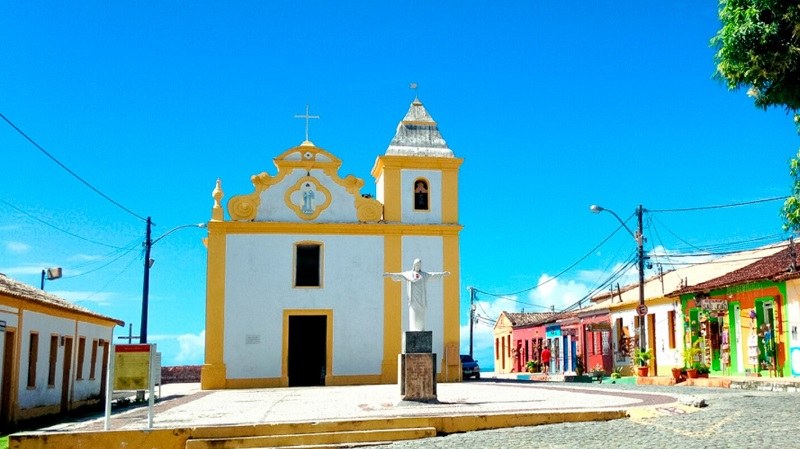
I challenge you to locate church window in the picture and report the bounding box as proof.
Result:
[413,179,429,211]
[295,243,322,287]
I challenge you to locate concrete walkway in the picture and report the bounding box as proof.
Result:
[31,378,676,433]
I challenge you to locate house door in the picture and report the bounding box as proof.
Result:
[60,337,73,414]
[288,316,327,387]
[0,330,15,428]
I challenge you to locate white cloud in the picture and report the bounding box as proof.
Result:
[0,264,47,276]
[55,290,116,307]
[175,331,205,364]
[148,331,205,365]
[6,241,30,254]
[527,274,592,311]
[69,253,106,262]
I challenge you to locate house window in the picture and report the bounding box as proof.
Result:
[47,335,58,387]
[413,179,429,211]
[495,338,499,359]
[601,331,611,355]
[76,337,86,380]
[294,243,322,287]
[667,310,676,349]
[28,333,39,388]
[89,339,99,380]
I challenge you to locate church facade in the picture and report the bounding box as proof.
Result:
[201,99,463,389]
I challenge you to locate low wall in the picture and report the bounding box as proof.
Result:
[161,366,201,384]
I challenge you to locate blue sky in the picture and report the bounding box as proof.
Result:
[2,2,798,370]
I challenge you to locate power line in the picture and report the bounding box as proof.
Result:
[0,112,147,222]
[648,195,787,213]
[0,198,131,250]
[473,216,632,298]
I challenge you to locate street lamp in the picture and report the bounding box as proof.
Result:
[40,267,62,290]
[590,204,647,352]
[140,217,206,343]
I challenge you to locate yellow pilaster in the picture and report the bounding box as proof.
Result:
[441,168,459,224]
[442,233,461,381]
[201,222,227,389]
[382,168,401,222]
[381,233,402,382]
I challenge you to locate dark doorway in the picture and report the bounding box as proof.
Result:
[60,337,73,414]
[288,315,327,387]
[1,330,16,428]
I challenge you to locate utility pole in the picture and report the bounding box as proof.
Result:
[468,287,476,357]
[636,205,646,352]
[140,216,152,344]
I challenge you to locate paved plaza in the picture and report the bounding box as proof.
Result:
[22,377,800,448]
[385,382,799,449]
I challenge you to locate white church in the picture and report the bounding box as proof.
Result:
[201,98,464,389]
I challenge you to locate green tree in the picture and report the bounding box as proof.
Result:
[781,149,800,233]
[712,1,800,231]
[712,0,800,121]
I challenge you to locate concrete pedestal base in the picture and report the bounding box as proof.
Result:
[399,331,437,402]
[398,353,437,402]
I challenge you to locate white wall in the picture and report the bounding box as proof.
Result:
[72,322,112,401]
[16,311,113,410]
[224,234,385,379]
[787,279,800,376]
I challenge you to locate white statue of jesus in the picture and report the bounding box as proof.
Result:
[384,259,449,332]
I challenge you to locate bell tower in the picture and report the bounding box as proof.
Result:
[372,98,463,224]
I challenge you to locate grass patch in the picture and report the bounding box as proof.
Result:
[0,435,8,449]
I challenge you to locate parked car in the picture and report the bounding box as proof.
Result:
[460,354,480,379]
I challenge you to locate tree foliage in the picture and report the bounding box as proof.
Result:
[711,0,800,119]
[712,1,800,231]
[781,150,800,233]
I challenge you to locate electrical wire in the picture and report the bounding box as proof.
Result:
[0,198,131,250]
[0,112,147,222]
[473,215,633,298]
[60,244,140,279]
[648,195,787,213]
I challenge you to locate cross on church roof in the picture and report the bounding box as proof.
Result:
[294,104,320,143]
[410,82,419,100]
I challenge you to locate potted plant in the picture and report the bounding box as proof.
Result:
[695,362,710,378]
[683,341,702,379]
[590,363,605,382]
[526,360,541,373]
[670,350,684,381]
[633,348,653,377]
[575,357,585,376]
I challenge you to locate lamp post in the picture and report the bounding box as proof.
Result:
[590,204,647,352]
[140,218,206,344]
[40,267,62,290]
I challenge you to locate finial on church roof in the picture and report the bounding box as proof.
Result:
[211,178,224,221]
[410,82,421,104]
[294,104,320,145]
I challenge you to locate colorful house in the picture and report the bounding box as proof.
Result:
[0,274,123,430]
[675,241,798,377]
[576,302,614,376]
[594,243,785,377]
[201,99,464,389]
[492,312,545,374]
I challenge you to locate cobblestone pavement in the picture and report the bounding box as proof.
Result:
[384,382,798,449]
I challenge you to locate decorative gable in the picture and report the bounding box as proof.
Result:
[226,142,383,223]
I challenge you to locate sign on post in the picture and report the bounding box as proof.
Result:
[636,303,648,316]
[105,343,157,430]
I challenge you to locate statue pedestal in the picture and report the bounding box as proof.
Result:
[398,331,437,402]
